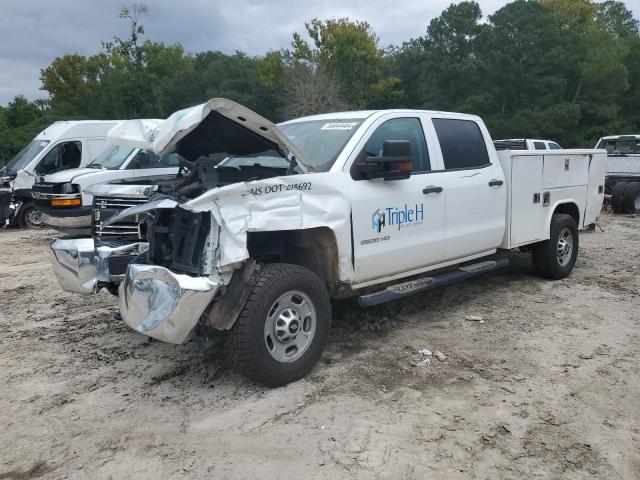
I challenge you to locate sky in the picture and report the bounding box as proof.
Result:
[1,0,639,106]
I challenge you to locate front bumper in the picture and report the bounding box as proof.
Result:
[42,212,92,235]
[49,238,148,294]
[0,189,12,225]
[119,264,220,344]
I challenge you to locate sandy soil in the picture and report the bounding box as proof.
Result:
[1,212,639,479]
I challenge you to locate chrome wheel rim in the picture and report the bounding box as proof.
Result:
[264,290,316,363]
[556,227,573,266]
[26,208,43,228]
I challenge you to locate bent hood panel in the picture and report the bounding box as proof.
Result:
[109,98,312,170]
[183,172,354,282]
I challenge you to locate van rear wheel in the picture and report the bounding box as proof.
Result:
[233,263,331,387]
[532,213,578,280]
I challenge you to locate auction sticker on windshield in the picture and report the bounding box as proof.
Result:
[321,122,358,130]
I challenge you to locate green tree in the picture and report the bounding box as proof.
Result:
[290,18,400,109]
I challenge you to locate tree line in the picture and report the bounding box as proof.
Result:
[1,0,638,166]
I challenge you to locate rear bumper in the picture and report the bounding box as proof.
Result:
[49,238,148,294]
[119,264,220,344]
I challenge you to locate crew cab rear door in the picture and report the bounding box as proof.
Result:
[429,116,506,260]
[348,114,446,283]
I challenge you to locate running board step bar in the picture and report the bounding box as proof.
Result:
[358,257,510,307]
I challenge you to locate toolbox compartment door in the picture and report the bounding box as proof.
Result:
[509,155,545,246]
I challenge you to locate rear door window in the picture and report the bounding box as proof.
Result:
[432,118,490,170]
[534,141,547,150]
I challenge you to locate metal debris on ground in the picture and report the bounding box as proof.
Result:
[465,315,484,322]
[418,349,432,358]
[434,350,447,362]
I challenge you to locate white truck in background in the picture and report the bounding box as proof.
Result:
[595,134,640,213]
[0,120,120,227]
[493,138,563,151]
[49,99,606,387]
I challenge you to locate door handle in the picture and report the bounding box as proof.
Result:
[488,179,504,187]
[422,186,443,194]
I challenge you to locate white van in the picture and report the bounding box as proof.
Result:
[0,120,120,227]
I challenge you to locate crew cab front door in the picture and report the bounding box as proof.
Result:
[349,115,446,283]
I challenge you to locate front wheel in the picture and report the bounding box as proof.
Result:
[233,263,331,387]
[531,213,578,279]
[17,202,43,229]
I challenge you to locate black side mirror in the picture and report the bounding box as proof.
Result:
[355,140,412,181]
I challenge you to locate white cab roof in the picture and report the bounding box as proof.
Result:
[280,109,482,125]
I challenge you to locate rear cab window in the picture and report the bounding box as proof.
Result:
[432,118,490,170]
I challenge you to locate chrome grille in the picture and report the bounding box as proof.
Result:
[93,196,149,240]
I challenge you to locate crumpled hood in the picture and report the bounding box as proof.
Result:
[107,119,163,149]
[108,98,313,171]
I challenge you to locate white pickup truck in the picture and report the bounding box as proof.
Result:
[49,99,606,387]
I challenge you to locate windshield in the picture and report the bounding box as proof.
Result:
[279,119,364,171]
[88,144,135,169]
[598,138,640,155]
[5,140,50,173]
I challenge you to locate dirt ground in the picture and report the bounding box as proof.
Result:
[1,212,639,479]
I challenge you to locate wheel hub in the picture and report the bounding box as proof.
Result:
[27,209,43,227]
[264,291,316,363]
[274,308,301,342]
[556,227,573,266]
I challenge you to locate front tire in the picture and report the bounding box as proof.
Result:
[17,202,43,229]
[532,213,578,279]
[233,263,331,387]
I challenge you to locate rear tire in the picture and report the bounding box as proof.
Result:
[611,182,628,214]
[532,213,578,280]
[233,263,331,387]
[622,182,640,213]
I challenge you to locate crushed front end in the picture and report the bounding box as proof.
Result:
[49,184,153,294]
[50,238,148,294]
[118,206,222,344]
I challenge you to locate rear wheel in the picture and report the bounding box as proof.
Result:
[532,213,578,279]
[622,182,640,213]
[17,202,43,229]
[611,182,628,213]
[233,263,331,387]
